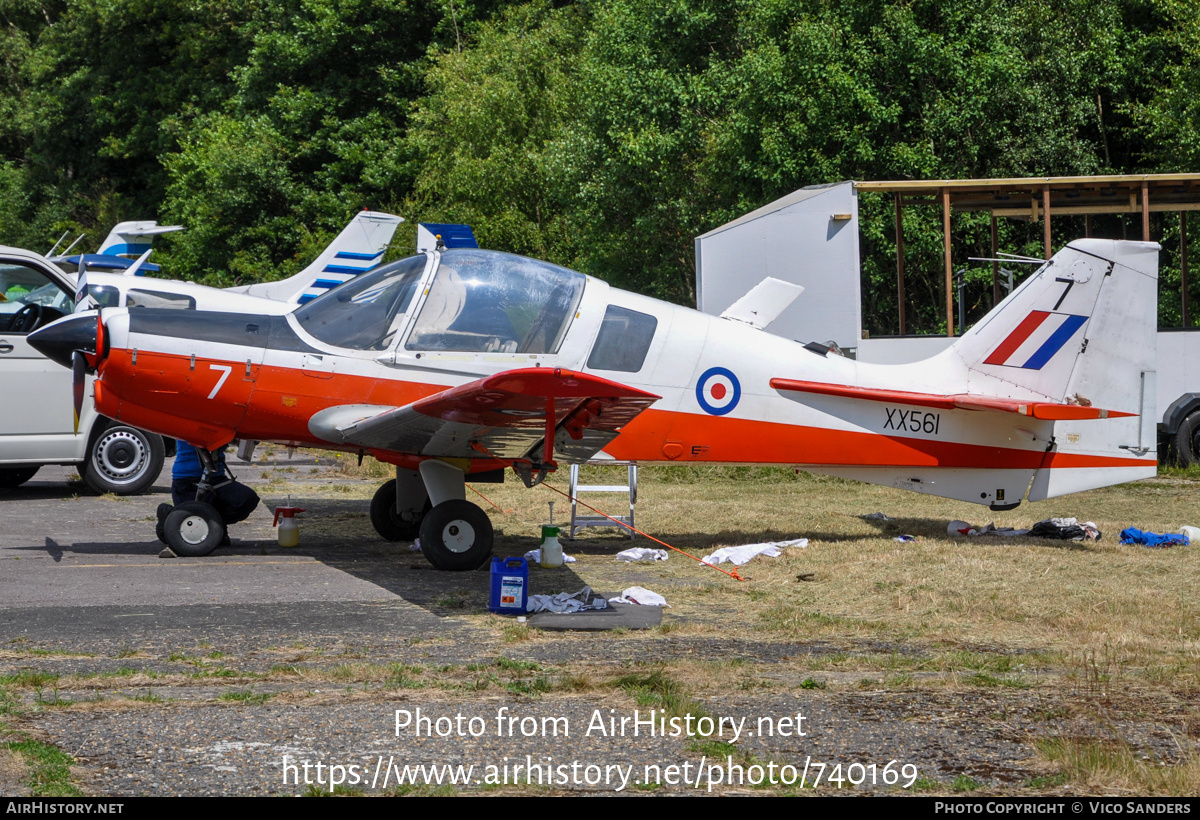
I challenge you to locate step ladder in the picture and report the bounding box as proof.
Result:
[567,462,637,540]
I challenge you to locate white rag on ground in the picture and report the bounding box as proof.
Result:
[616,547,668,562]
[526,586,606,613]
[608,586,670,607]
[524,548,576,564]
[701,539,808,566]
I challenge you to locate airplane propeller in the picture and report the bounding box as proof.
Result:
[72,350,86,434]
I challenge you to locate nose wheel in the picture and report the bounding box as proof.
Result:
[163,501,226,557]
[418,500,493,571]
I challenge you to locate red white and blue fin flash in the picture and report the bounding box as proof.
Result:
[984,311,1088,370]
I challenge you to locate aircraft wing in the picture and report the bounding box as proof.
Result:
[769,379,1136,420]
[310,368,660,462]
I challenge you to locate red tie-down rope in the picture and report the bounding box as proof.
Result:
[466,483,515,514]
[542,483,744,581]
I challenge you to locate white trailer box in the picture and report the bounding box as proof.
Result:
[695,181,861,351]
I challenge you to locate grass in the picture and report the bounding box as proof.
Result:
[3,740,80,796]
[612,670,705,718]
[0,671,59,688]
[463,465,1200,689]
[219,691,273,705]
[1038,737,1200,795]
[952,774,983,791]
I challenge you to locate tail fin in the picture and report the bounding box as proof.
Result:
[234,211,403,304]
[945,238,1159,497]
[95,221,184,257]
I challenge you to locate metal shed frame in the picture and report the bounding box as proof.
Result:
[855,174,1200,335]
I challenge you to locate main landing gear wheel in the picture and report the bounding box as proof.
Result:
[418,499,493,571]
[164,501,225,557]
[369,479,432,541]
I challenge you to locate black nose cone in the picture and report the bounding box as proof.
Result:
[28,314,97,369]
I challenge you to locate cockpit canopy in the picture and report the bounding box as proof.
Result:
[294,249,586,355]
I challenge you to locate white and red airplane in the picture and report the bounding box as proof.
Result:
[29,238,1159,568]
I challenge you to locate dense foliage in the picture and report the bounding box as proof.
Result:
[1,0,1198,330]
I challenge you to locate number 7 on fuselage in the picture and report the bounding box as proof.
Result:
[30,239,1159,569]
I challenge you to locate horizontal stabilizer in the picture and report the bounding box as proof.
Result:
[96,221,184,256]
[310,368,659,462]
[720,278,804,329]
[769,378,1135,420]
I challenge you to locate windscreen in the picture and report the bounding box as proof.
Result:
[406,250,585,354]
[293,255,428,350]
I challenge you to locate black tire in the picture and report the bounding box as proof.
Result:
[418,499,494,571]
[1174,411,1200,467]
[164,501,225,557]
[0,467,38,489]
[155,503,173,545]
[369,479,432,541]
[83,423,165,495]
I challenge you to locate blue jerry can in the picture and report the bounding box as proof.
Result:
[489,556,528,614]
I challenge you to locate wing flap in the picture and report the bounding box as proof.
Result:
[313,368,659,461]
[769,378,1135,420]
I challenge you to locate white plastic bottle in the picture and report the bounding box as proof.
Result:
[273,506,305,548]
[540,525,564,568]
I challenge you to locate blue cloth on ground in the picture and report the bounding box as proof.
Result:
[1119,528,1189,547]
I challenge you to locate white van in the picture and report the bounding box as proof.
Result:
[0,245,172,493]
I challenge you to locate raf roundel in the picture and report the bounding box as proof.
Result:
[696,367,741,416]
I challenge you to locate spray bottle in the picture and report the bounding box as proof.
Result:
[540,525,564,568]
[539,501,563,568]
[273,497,306,548]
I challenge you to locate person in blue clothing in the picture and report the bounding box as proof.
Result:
[156,441,260,545]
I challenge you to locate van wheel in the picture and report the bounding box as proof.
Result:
[0,467,38,489]
[1174,411,1200,467]
[83,424,165,495]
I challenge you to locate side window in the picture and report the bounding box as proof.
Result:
[0,262,74,332]
[586,306,658,372]
[88,285,121,308]
[127,289,196,310]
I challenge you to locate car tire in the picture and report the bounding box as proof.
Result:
[164,501,225,557]
[369,479,431,541]
[1173,411,1200,467]
[418,499,493,571]
[0,467,38,489]
[83,423,165,495]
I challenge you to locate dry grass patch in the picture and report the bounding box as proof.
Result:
[0,747,28,796]
[450,466,1200,688]
[1039,736,1200,795]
